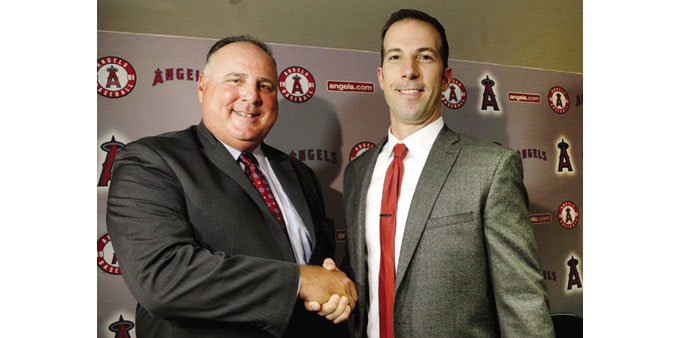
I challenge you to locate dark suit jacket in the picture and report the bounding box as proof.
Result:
[342,126,555,338]
[106,122,343,338]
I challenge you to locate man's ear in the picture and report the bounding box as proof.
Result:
[377,67,385,91]
[442,66,453,91]
[197,73,207,103]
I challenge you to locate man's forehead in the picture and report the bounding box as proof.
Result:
[214,43,274,64]
[211,49,277,78]
[383,19,441,50]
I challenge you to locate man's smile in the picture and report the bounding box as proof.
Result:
[232,109,260,118]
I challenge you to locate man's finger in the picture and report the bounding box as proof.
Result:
[326,296,348,321]
[304,300,321,312]
[333,305,351,324]
[322,258,337,271]
[318,294,341,316]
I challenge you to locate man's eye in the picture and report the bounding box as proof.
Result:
[259,84,274,92]
[420,55,433,61]
[389,55,400,61]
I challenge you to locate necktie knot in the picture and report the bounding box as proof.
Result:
[239,152,259,167]
[393,143,408,159]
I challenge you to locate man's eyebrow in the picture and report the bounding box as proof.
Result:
[222,73,273,82]
[384,47,439,55]
[222,72,247,79]
[417,47,439,55]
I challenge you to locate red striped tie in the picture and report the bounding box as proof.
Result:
[379,143,407,338]
[239,152,289,238]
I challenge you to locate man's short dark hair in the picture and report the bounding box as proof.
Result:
[205,35,277,70]
[380,9,449,70]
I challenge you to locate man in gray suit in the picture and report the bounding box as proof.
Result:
[107,36,354,338]
[341,9,555,338]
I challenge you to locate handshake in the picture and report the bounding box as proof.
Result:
[298,258,357,324]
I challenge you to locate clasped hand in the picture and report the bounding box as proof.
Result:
[298,258,357,324]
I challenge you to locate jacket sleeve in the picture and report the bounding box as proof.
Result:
[483,149,556,338]
[106,141,298,337]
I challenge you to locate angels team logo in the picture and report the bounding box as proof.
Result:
[289,148,338,164]
[566,255,583,290]
[508,92,541,104]
[98,136,125,187]
[543,270,557,282]
[108,314,135,338]
[350,142,375,162]
[548,86,570,114]
[557,138,574,173]
[97,233,121,275]
[557,201,579,229]
[517,148,548,161]
[279,66,316,103]
[97,56,137,98]
[480,75,500,111]
[152,67,201,86]
[441,77,466,109]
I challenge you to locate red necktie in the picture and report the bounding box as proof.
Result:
[379,143,408,338]
[239,152,289,238]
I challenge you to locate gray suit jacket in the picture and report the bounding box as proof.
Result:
[342,126,555,338]
[106,122,345,338]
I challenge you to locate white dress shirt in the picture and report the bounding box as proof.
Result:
[365,117,444,338]
[220,141,313,265]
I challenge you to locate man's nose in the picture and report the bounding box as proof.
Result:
[401,58,420,80]
[240,83,262,105]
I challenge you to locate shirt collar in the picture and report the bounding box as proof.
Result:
[217,139,267,165]
[384,116,444,159]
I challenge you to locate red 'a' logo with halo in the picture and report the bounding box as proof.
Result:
[566,255,582,290]
[548,86,570,114]
[97,233,121,275]
[557,138,574,173]
[480,75,500,111]
[108,314,135,338]
[442,77,467,109]
[98,136,125,187]
[350,142,375,162]
[557,201,579,229]
[97,56,137,98]
[279,66,316,103]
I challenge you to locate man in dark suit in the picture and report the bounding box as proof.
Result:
[341,10,555,338]
[107,36,355,338]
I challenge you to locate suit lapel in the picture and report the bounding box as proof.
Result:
[352,136,387,320]
[197,123,275,219]
[354,137,387,247]
[395,126,462,292]
[355,137,388,256]
[196,122,295,262]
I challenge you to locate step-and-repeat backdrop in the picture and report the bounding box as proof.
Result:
[97,31,582,337]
